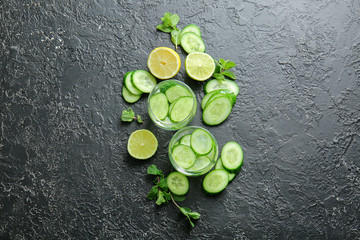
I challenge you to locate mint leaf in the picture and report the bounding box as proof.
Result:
[147,164,162,176]
[121,108,135,122]
[171,29,181,49]
[222,70,236,80]
[219,58,228,66]
[156,191,166,205]
[180,207,192,214]
[188,212,201,219]
[170,14,180,27]
[147,186,159,200]
[162,191,171,202]
[157,178,168,191]
[157,24,173,33]
[136,115,143,123]
[224,61,236,70]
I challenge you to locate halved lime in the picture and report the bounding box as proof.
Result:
[185,52,215,81]
[127,129,158,160]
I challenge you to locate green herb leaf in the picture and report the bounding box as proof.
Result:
[170,14,180,27]
[157,24,173,33]
[157,178,168,191]
[180,207,192,214]
[121,108,135,122]
[136,115,143,123]
[156,191,166,205]
[171,194,185,202]
[147,164,162,176]
[171,29,182,49]
[224,61,236,70]
[214,64,221,74]
[188,211,201,219]
[188,218,195,227]
[162,191,171,202]
[222,70,236,80]
[147,185,159,200]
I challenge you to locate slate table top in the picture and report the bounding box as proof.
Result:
[1,0,359,239]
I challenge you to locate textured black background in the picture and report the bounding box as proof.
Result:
[1,0,360,239]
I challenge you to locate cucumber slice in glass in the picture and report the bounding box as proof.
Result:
[124,71,142,95]
[180,32,205,54]
[204,79,239,96]
[188,156,211,171]
[131,70,157,93]
[149,92,169,120]
[190,128,213,155]
[165,84,192,103]
[172,144,196,169]
[167,172,189,195]
[202,169,229,195]
[169,96,194,122]
[122,85,142,103]
[180,134,191,146]
[203,96,232,125]
[221,141,243,173]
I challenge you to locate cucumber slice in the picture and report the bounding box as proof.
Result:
[190,128,213,155]
[122,85,142,103]
[215,158,236,182]
[204,79,239,96]
[172,144,196,169]
[149,92,169,120]
[203,91,236,110]
[131,70,157,93]
[165,84,192,103]
[203,96,232,125]
[180,32,205,54]
[124,71,143,95]
[180,134,191,146]
[201,91,218,110]
[169,96,194,122]
[202,169,229,194]
[221,141,243,173]
[188,156,211,171]
[181,24,201,37]
[167,172,189,195]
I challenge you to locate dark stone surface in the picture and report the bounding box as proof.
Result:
[1,0,359,239]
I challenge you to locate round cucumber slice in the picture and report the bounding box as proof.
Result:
[221,141,243,173]
[172,144,196,169]
[180,134,191,146]
[122,85,142,103]
[149,92,169,120]
[188,156,211,171]
[202,96,232,125]
[204,79,239,96]
[124,71,142,95]
[131,70,157,93]
[190,128,213,155]
[169,96,194,122]
[167,172,189,195]
[180,32,205,54]
[165,84,192,103]
[215,157,236,182]
[202,169,229,194]
[180,24,201,37]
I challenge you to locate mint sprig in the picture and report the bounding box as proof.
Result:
[121,107,143,123]
[156,12,181,49]
[146,164,200,227]
[213,59,237,81]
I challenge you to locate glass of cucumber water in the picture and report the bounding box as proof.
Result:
[147,80,197,130]
[168,126,219,176]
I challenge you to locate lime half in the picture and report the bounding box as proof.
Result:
[185,52,215,81]
[127,129,158,160]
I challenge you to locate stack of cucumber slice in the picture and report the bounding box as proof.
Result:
[171,128,216,171]
[122,70,157,103]
[149,81,195,123]
[179,24,206,54]
[201,80,240,125]
[203,141,243,194]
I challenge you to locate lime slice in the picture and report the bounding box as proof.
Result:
[127,129,158,160]
[185,52,215,81]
